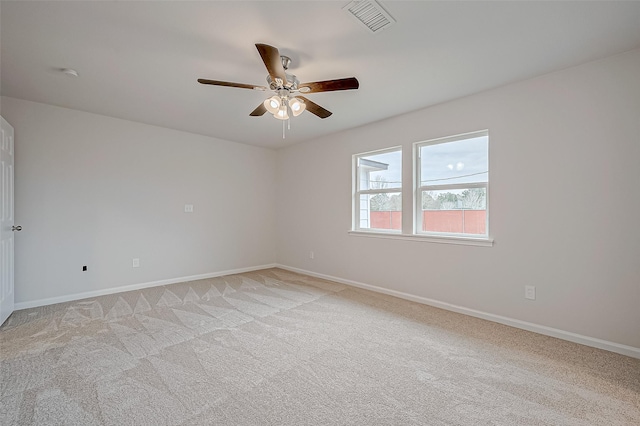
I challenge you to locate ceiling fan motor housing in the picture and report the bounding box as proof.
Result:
[267,73,299,91]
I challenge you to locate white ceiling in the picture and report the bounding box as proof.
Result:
[2,1,640,149]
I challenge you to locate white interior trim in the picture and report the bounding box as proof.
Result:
[348,230,494,247]
[14,263,278,311]
[276,264,640,359]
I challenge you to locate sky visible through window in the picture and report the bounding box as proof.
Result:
[420,135,488,186]
[361,135,487,190]
[362,150,402,188]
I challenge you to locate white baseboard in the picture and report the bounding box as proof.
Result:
[14,262,640,359]
[14,263,278,311]
[275,264,640,360]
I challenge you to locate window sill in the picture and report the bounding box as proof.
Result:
[348,230,494,247]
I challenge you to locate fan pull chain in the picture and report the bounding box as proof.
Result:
[282,119,285,139]
[288,118,291,130]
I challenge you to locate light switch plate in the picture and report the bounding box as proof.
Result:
[525,285,536,300]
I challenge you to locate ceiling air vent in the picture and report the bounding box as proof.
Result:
[343,0,396,33]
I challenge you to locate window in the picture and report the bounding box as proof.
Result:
[415,131,489,238]
[350,131,491,245]
[353,147,402,232]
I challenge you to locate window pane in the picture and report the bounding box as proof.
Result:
[359,150,402,190]
[422,188,486,235]
[360,192,402,230]
[420,134,488,186]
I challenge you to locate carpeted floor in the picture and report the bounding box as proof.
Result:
[1,268,639,425]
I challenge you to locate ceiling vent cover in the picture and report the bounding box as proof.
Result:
[343,0,396,33]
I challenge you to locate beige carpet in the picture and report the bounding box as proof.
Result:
[1,268,638,425]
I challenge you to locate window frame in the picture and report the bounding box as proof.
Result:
[352,146,402,233]
[414,130,489,239]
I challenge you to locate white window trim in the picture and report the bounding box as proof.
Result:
[353,146,402,233]
[414,130,490,240]
[349,132,493,248]
[348,230,494,247]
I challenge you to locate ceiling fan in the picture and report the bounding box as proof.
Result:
[198,44,359,121]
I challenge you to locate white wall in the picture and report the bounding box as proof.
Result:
[276,49,640,349]
[1,97,277,305]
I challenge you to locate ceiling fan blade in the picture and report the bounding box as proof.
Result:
[198,79,266,91]
[250,103,267,117]
[298,77,359,93]
[255,43,288,84]
[296,96,332,119]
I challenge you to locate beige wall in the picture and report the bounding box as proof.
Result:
[1,97,277,305]
[276,49,640,349]
[3,49,638,352]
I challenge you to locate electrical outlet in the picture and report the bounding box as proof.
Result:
[310,251,315,259]
[82,265,87,272]
[132,258,140,268]
[525,285,536,300]
[184,204,194,213]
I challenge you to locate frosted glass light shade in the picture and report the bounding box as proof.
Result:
[274,104,289,120]
[264,96,280,114]
[289,98,306,116]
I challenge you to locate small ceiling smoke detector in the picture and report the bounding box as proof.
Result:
[343,0,396,33]
[61,68,79,77]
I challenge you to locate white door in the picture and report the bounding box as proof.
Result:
[0,116,16,326]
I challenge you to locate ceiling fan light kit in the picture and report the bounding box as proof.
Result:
[289,97,306,116]
[264,96,280,114]
[198,43,359,137]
